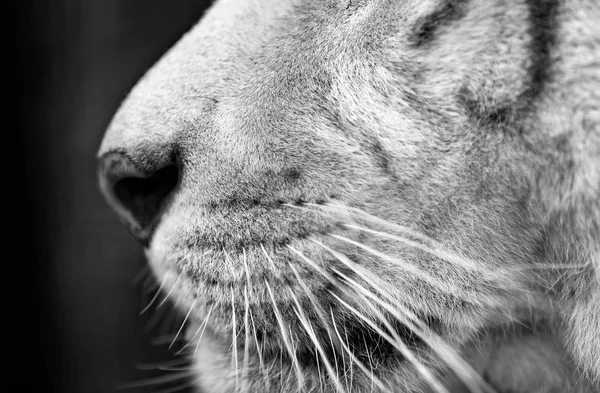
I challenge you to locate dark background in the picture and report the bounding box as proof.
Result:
[19,0,214,392]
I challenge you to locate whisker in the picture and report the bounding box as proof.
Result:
[264,280,305,391]
[363,334,376,393]
[334,267,492,393]
[169,299,197,350]
[341,322,354,392]
[141,275,169,315]
[308,239,403,308]
[174,315,203,354]
[328,254,492,393]
[516,262,591,271]
[242,284,251,393]
[286,287,347,393]
[315,342,324,393]
[261,243,280,274]
[193,304,214,358]
[329,311,352,392]
[287,245,335,283]
[286,260,342,392]
[230,287,239,392]
[545,269,570,293]
[344,223,505,281]
[288,243,453,391]
[329,290,451,393]
[286,258,351,365]
[158,275,182,308]
[329,309,392,393]
[329,234,465,295]
[311,238,492,393]
[250,311,269,389]
[242,248,252,391]
[299,202,506,279]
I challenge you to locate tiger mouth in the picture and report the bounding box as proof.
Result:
[173,249,442,371]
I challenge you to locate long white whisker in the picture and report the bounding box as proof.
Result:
[332,315,348,393]
[169,298,197,350]
[334,267,492,393]
[230,287,239,392]
[329,290,450,393]
[286,287,347,393]
[342,323,354,393]
[261,243,279,273]
[336,271,480,392]
[250,311,269,389]
[329,309,393,393]
[329,233,465,295]
[298,202,504,277]
[264,280,305,391]
[363,334,376,393]
[242,284,250,393]
[345,223,504,280]
[192,304,214,358]
[287,245,335,283]
[289,241,445,391]
[242,248,252,392]
[286,260,345,353]
[311,238,492,393]
[140,275,168,315]
[324,246,492,393]
[158,275,182,308]
[519,262,591,270]
[286,259,342,393]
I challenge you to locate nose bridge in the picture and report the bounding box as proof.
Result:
[98,62,203,168]
[98,0,289,162]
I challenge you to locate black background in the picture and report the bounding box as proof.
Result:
[19,0,214,391]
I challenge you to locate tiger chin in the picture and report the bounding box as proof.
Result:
[97,0,599,392]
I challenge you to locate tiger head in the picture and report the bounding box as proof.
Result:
[98,0,599,392]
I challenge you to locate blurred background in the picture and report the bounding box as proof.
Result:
[19,0,214,392]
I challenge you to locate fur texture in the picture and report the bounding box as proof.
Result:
[98,0,599,392]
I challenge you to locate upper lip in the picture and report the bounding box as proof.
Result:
[179,201,337,251]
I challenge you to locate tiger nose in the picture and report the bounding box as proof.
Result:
[98,151,179,245]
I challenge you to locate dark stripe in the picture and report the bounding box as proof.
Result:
[459,0,560,127]
[409,0,470,47]
[521,0,560,108]
[370,139,394,176]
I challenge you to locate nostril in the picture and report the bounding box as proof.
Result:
[114,166,179,228]
[99,152,179,244]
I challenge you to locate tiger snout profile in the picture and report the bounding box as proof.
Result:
[98,1,599,392]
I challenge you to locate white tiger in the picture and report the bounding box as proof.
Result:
[98,0,599,392]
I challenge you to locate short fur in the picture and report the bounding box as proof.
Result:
[98,0,599,392]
